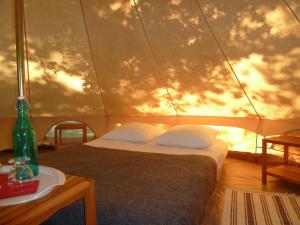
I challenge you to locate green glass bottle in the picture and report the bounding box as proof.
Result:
[12,97,39,176]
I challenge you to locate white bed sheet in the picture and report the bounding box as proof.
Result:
[85,138,228,173]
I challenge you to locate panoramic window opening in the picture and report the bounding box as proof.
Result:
[45,120,96,148]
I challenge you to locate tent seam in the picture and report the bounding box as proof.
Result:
[282,0,300,23]
[23,1,33,120]
[79,0,109,117]
[195,0,263,154]
[132,0,179,116]
[194,0,261,120]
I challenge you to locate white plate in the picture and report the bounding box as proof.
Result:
[0,165,65,207]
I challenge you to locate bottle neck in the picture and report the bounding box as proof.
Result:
[16,99,29,119]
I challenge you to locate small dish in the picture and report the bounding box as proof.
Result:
[0,165,65,206]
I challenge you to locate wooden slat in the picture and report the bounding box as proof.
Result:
[264,136,300,147]
[55,123,86,129]
[267,165,300,184]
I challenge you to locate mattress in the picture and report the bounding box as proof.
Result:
[85,138,228,172]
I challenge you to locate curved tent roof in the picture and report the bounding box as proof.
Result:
[0,0,299,151]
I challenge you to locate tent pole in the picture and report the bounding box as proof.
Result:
[15,0,26,97]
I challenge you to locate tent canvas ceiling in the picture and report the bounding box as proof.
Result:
[0,0,299,151]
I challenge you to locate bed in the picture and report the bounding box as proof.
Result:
[40,124,228,225]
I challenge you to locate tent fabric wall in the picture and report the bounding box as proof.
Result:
[25,0,106,117]
[0,0,299,151]
[79,0,300,119]
[0,0,18,117]
[81,0,257,117]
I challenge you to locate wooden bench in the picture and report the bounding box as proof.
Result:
[262,135,300,184]
[55,123,87,150]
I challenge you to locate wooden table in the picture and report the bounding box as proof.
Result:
[0,175,97,225]
[55,123,87,150]
[262,135,300,184]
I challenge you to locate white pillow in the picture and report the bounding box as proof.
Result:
[101,122,164,143]
[155,125,218,149]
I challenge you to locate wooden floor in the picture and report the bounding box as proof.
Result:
[1,150,299,225]
[203,157,300,225]
[219,157,299,194]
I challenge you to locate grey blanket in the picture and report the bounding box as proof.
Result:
[40,145,217,225]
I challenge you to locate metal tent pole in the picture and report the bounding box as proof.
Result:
[15,0,26,97]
